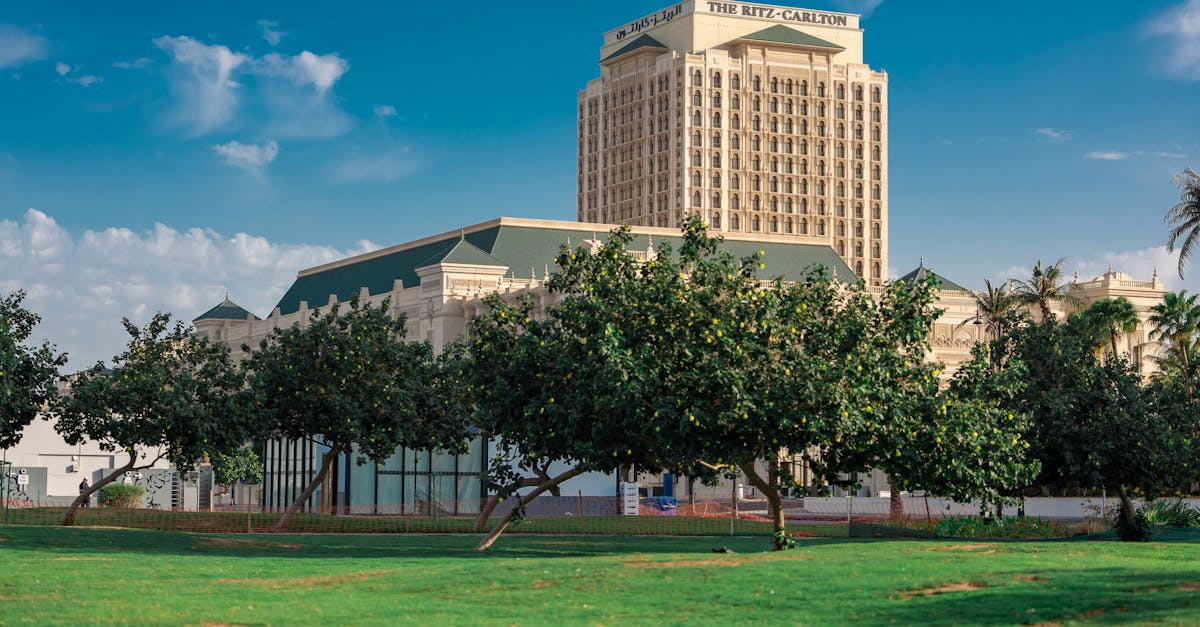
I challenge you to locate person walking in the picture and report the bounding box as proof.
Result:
[79,478,90,507]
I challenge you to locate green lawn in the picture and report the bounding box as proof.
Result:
[2,526,1199,625]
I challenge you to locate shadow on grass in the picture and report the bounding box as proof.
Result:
[0,525,859,560]
[875,568,1200,625]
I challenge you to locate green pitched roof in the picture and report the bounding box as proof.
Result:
[272,219,856,316]
[419,237,506,268]
[897,263,969,292]
[739,25,844,50]
[194,297,259,322]
[602,34,668,63]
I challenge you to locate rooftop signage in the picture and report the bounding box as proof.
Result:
[603,1,858,47]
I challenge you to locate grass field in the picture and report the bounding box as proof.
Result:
[2,526,1200,625]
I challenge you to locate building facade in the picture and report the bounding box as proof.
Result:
[578,1,889,285]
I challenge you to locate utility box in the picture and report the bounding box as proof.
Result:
[620,482,639,516]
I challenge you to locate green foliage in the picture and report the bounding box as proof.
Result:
[1166,167,1200,278]
[1114,509,1154,542]
[1139,499,1200,528]
[212,446,263,486]
[243,297,470,519]
[55,313,251,478]
[933,515,1066,540]
[0,290,67,449]
[98,483,144,508]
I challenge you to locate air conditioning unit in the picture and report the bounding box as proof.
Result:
[66,464,77,474]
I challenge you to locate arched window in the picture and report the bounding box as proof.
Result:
[873,204,882,219]
[785,218,793,233]
[753,196,761,210]
[836,162,846,177]
[786,79,794,94]
[872,223,881,238]
[752,136,761,151]
[836,222,845,236]
[784,120,794,134]
[752,155,761,170]
[713,72,722,88]
[693,131,702,146]
[770,118,779,133]
[753,116,761,131]
[771,77,779,93]
[786,158,794,173]
[818,141,826,156]
[855,105,864,121]
[818,200,826,215]
[752,215,761,231]
[752,75,762,91]
[693,69,702,86]
[800,100,808,115]
[872,145,881,161]
[693,191,702,207]
[855,203,863,218]
[873,263,881,279]
[732,114,741,130]
[872,86,881,103]
[692,171,702,186]
[800,179,808,194]
[818,82,826,97]
[837,201,845,217]
[855,223,863,237]
[801,218,809,234]
[770,176,779,192]
[732,93,741,110]
[817,102,826,117]
[692,151,702,166]
[784,178,793,193]
[712,212,722,228]
[855,163,864,178]
[771,217,779,232]
[801,140,808,155]
[873,184,882,200]
[855,85,863,101]
[855,183,864,198]
[770,198,778,211]
[801,198,809,213]
[785,99,793,114]
[800,120,809,135]
[872,164,881,179]
[753,176,761,191]
[836,182,845,197]
[732,74,741,89]
[855,261,863,275]
[836,84,845,99]
[731,174,740,190]
[818,161,826,176]
[713,133,722,148]
[837,103,845,119]
[713,194,721,208]
[711,152,721,168]
[753,97,761,112]
[785,198,793,212]
[800,159,808,174]
[855,144,864,159]
[837,124,845,139]
[732,135,740,150]
[693,90,702,106]
[872,243,881,258]
[837,241,845,255]
[770,97,779,113]
[731,214,740,230]
[731,153,741,168]
[693,111,702,126]
[732,194,741,210]
[872,126,881,141]
[800,80,808,95]
[818,220,826,235]
[855,125,863,140]
[770,139,779,153]
[817,121,826,137]
[712,93,722,109]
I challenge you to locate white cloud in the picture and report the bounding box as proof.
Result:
[0,24,48,69]
[1084,149,1187,161]
[1149,0,1200,79]
[1076,246,1181,286]
[255,51,348,96]
[112,57,152,69]
[55,62,70,76]
[211,139,280,173]
[0,209,378,370]
[153,36,248,135]
[258,20,283,47]
[1033,127,1070,142]
[333,151,417,183]
[1084,151,1129,161]
[75,74,102,87]
[374,104,396,117]
[830,0,884,17]
[55,62,102,86]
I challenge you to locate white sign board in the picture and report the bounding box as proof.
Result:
[16,474,29,486]
[620,482,640,516]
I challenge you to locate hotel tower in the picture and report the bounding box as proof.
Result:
[577,1,889,284]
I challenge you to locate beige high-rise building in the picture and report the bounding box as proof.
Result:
[578,1,889,284]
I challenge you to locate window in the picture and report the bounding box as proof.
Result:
[693,131,702,146]
[693,171,702,186]
[753,76,762,91]
[801,218,809,234]
[731,174,740,190]
[872,126,881,141]
[872,243,881,258]
[770,198,778,211]
[770,176,779,192]
[713,194,722,208]
[837,241,845,255]
[693,91,702,106]
[786,158,794,173]
[786,218,793,233]
[712,212,721,228]
[836,222,845,236]
[732,94,740,109]
[801,140,808,155]
[872,223,881,238]
[752,215,761,231]
[855,203,863,218]
[855,105,864,121]
[837,124,845,139]
[817,161,826,176]
[836,162,845,177]
[752,136,761,150]
[771,77,779,93]
[786,79,794,94]
[800,179,808,194]
[732,135,740,149]
[855,183,864,198]
[784,178,793,193]
[752,156,761,170]
[784,120,793,134]
[753,97,761,112]
[873,145,881,161]
[712,112,722,127]
[855,85,863,101]
[770,119,779,133]
[818,220,826,235]
[732,153,741,168]
[873,204,881,219]
[818,141,826,156]
[801,198,809,213]
[731,214,740,230]
[732,114,741,130]
[836,181,845,197]
[753,176,761,191]
[818,200,826,215]
[872,87,881,103]
[770,97,779,113]
[712,93,722,108]
[692,151,701,166]
[693,111,702,126]
[872,164,880,179]
[712,153,722,167]
[855,164,864,179]
[732,194,740,210]
[817,180,826,195]
[785,198,793,212]
[837,201,845,217]
[713,72,722,88]
[856,261,863,276]
[753,116,761,131]
[855,223,863,237]
[836,84,845,99]
[873,185,881,200]
[693,191,702,207]
[732,74,741,89]
[837,103,845,119]
[771,138,779,153]
[800,120,809,135]
[873,263,881,279]
[785,99,793,114]
[800,80,809,95]
[818,82,826,97]
[693,70,702,86]
[817,102,826,117]
[771,217,779,232]
[800,100,809,115]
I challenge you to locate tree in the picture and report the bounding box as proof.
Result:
[54,314,250,525]
[1166,168,1200,278]
[1013,258,1077,322]
[1081,297,1140,359]
[243,297,469,530]
[1149,290,1199,398]
[0,290,67,449]
[212,445,263,505]
[995,316,1195,540]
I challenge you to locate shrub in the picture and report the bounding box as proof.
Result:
[934,515,1066,540]
[1140,499,1200,528]
[98,483,144,508]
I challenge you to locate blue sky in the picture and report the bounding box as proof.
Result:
[2,0,1200,367]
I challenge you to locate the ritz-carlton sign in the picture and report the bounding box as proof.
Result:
[608,2,852,43]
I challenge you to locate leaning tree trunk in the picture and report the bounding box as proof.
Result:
[475,467,587,551]
[1110,330,1120,361]
[62,454,137,526]
[887,476,904,522]
[741,462,787,550]
[273,443,343,531]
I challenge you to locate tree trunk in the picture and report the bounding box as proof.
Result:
[474,472,550,532]
[1110,330,1119,360]
[475,467,587,551]
[62,454,138,526]
[887,476,904,522]
[1116,484,1137,531]
[273,442,343,531]
[1182,344,1192,401]
[740,462,786,550]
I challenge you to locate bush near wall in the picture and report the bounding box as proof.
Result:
[98,484,144,508]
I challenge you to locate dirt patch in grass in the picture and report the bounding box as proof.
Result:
[215,569,392,589]
[1177,582,1200,591]
[1013,574,1048,583]
[196,537,301,550]
[897,581,986,599]
[48,557,113,562]
[625,559,743,568]
[914,543,995,552]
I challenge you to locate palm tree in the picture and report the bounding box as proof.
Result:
[1166,168,1200,278]
[970,279,1020,337]
[1149,290,1199,397]
[1014,258,1078,322]
[1085,297,1140,359]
